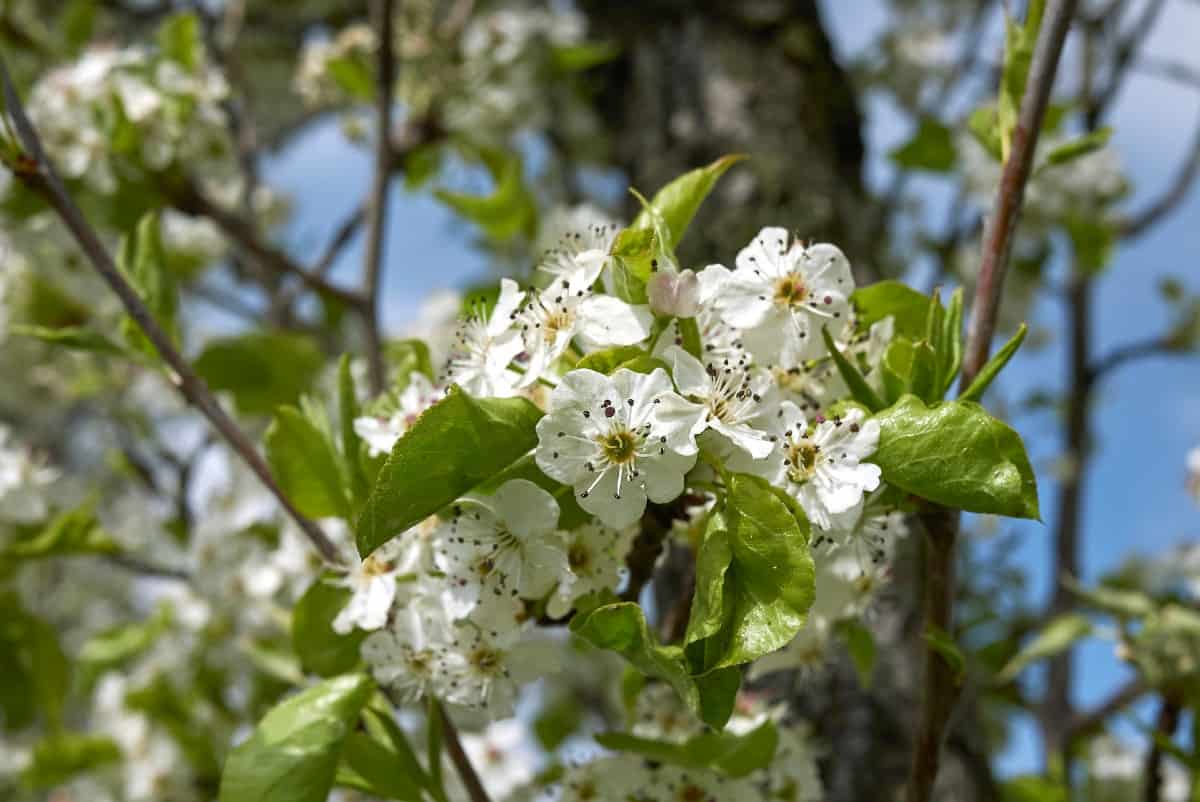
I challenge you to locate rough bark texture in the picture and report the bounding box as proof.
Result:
[580,0,881,282]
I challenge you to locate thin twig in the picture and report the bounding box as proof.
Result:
[907,4,1078,801]
[316,203,367,277]
[1062,677,1147,740]
[0,58,344,567]
[1091,334,1179,378]
[435,701,492,802]
[104,554,192,583]
[361,0,398,396]
[1143,696,1182,802]
[959,0,1079,388]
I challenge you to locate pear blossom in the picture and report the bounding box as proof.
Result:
[459,719,540,799]
[516,256,653,385]
[647,268,701,318]
[759,402,882,530]
[331,539,406,634]
[438,625,559,715]
[701,227,855,368]
[536,368,705,529]
[442,278,526,397]
[0,426,58,525]
[361,583,453,701]
[353,372,439,456]
[660,345,776,459]
[433,479,567,617]
[547,521,636,618]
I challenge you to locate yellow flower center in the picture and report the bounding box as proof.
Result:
[773,273,808,307]
[598,428,638,464]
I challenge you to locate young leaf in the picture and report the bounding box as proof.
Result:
[594,720,778,778]
[22,732,121,790]
[684,473,815,672]
[889,117,956,172]
[292,578,367,677]
[923,626,966,684]
[871,395,1039,519]
[10,324,128,356]
[958,323,1027,402]
[218,673,374,802]
[356,386,542,557]
[5,501,117,559]
[939,288,964,396]
[575,345,647,374]
[434,147,537,242]
[335,729,424,801]
[822,326,885,411]
[629,154,745,253]
[998,614,1092,682]
[194,333,325,416]
[118,213,179,357]
[851,281,932,339]
[266,406,352,521]
[157,12,201,70]
[570,601,740,729]
[967,106,1003,161]
[1042,127,1112,168]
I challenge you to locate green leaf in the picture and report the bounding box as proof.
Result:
[959,323,1027,402]
[999,11,1038,161]
[326,56,374,102]
[1001,775,1068,802]
[576,345,647,374]
[837,620,877,688]
[9,323,128,356]
[338,355,370,506]
[194,332,325,416]
[266,406,352,520]
[939,288,964,396]
[570,602,739,729]
[5,501,118,559]
[684,473,815,672]
[385,339,434,385]
[924,626,966,683]
[118,213,180,357]
[822,326,885,410]
[1065,215,1116,274]
[292,578,367,677]
[1066,577,1154,619]
[60,0,97,55]
[434,148,537,242]
[629,155,745,253]
[594,720,777,778]
[968,106,1003,161]
[157,12,201,70]
[998,614,1092,682]
[218,673,374,802]
[1043,127,1112,167]
[871,395,1040,519]
[22,732,121,789]
[336,728,424,801]
[534,697,584,751]
[609,226,654,292]
[889,117,957,172]
[550,41,620,72]
[79,605,171,681]
[851,281,931,339]
[356,386,542,557]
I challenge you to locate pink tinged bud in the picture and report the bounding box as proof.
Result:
[647,269,701,318]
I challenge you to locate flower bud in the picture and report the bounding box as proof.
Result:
[647,269,701,318]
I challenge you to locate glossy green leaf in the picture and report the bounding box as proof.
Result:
[998,614,1092,682]
[356,386,542,557]
[629,155,745,253]
[570,601,740,729]
[851,281,931,339]
[871,395,1039,519]
[939,288,964,396]
[292,578,367,677]
[194,332,325,416]
[435,148,537,242]
[336,726,424,801]
[326,56,373,101]
[959,323,1027,403]
[889,117,956,172]
[266,406,352,520]
[218,673,374,802]
[685,473,815,672]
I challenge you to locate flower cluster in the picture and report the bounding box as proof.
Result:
[341,216,911,718]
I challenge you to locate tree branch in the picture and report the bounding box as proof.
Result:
[960,0,1079,388]
[0,58,344,567]
[1062,677,1147,741]
[104,554,192,583]
[435,701,492,802]
[907,4,1078,801]
[1143,696,1182,802]
[1091,334,1181,378]
[361,0,397,396]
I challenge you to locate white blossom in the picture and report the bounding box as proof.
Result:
[547,521,635,618]
[701,227,855,368]
[661,344,776,459]
[353,372,439,457]
[331,540,405,634]
[443,279,526,397]
[536,368,705,529]
[0,425,58,525]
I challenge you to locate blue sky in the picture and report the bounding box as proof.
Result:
[258,0,1200,774]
